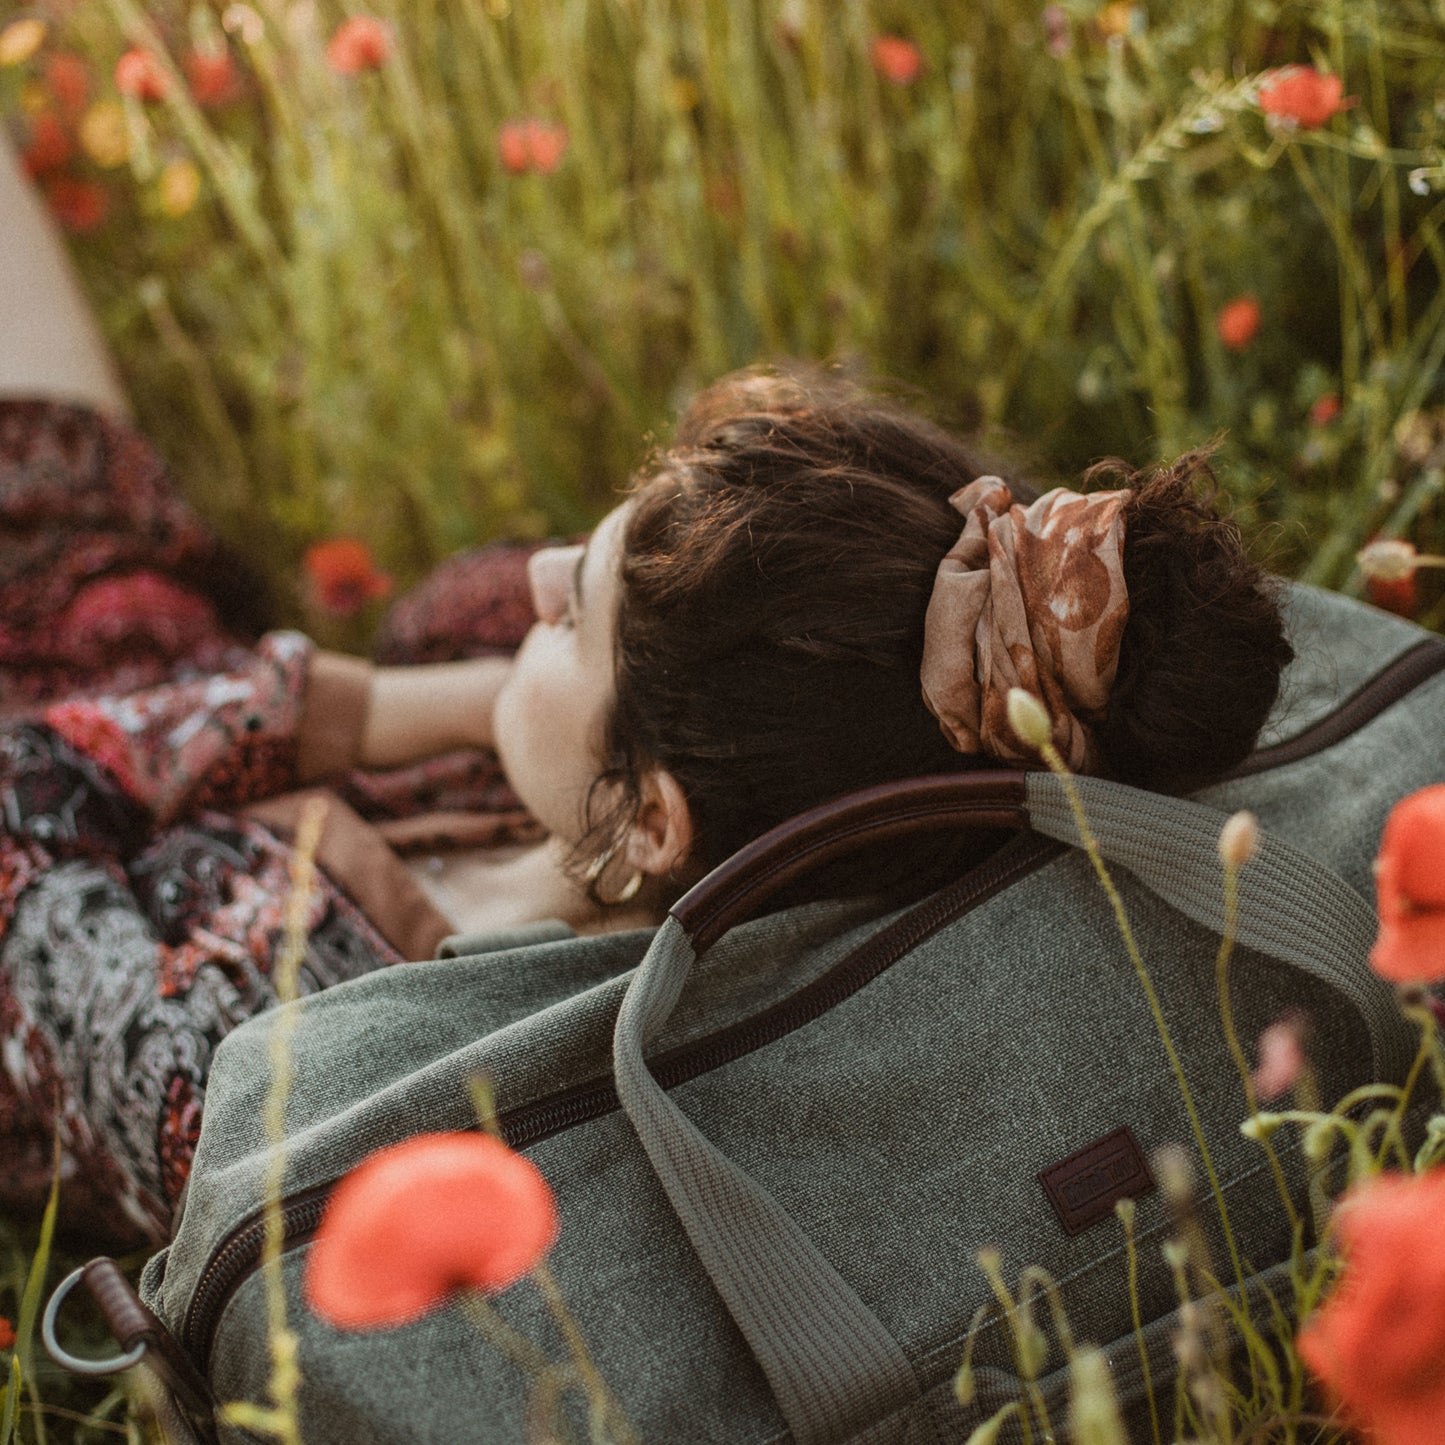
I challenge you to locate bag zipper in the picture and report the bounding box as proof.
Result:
[181,832,1061,1368]
[180,634,1445,1371]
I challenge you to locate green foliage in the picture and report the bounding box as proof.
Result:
[3,0,1444,624]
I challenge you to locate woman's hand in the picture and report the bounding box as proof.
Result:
[358,655,514,769]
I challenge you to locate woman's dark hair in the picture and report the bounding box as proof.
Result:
[580,365,1293,906]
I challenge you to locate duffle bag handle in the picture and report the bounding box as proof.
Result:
[612,769,1411,1445]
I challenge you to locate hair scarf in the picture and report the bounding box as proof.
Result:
[920,476,1130,771]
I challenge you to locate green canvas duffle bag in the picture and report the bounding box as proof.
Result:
[46,582,1445,1443]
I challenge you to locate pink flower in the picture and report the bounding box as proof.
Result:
[1370,786,1445,984]
[870,34,922,86]
[1217,295,1261,351]
[1251,1012,1308,1101]
[114,48,169,103]
[1259,66,1353,130]
[305,1133,560,1330]
[326,16,393,75]
[497,119,569,176]
[303,538,392,618]
[45,52,91,122]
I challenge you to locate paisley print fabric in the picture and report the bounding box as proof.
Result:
[920,476,1130,771]
[0,399,537,1246]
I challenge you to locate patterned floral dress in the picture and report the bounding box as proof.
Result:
[0,400,540,1246]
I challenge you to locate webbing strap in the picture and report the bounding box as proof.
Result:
[1026,773,1414,1081]
[611,916,919,1445]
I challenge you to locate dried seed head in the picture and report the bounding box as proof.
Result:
[1068,1347,1126,1445]
[1218,810,1260,869]
[1153,1143,1194,1207]
[1006,687,1052,751]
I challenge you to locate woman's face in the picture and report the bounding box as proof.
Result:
[493,502,631,842]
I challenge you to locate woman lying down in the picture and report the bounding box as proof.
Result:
[0,138,1290,1248]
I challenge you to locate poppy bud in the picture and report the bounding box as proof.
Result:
[1006,688,1052,752]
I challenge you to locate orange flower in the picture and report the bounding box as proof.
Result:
[1309,392,1341,427]
[43,176,109,233]
[305,1133,559,1330]
[871,34,922,86]
[0,1315,13,1351]
[21,111,72,178]
[1370,785,1445,983]
[1298,1171,1445,1444]
[45,52,91,121]
[115,48,169,102]
[1216,294,1261,351]
[497,118,569,176]
[303,538,392,617]
[1259,66,1352,130]
[184,48,242,107]
[325,16,393,75]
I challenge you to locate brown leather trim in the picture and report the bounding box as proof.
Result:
[671,771,1029,952]
[296,650,373,781]
[243,789,453,962]
[81,1257,217,1427]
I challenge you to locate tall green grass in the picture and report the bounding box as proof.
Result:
[4,0,1444,621]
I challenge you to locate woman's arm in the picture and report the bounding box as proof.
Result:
[358,655,513,769]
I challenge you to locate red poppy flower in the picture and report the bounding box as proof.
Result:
[1309,392,1341,427]
[497,119,569,176]
[305,1133,560,1330]
[325,16,393,75]
[1367,573,1419,618]
[114,48,170,102]
[1298,1170,1445,1444]
[184,48,242,107]
[0,1316,13,1351]
[1217,294,1261,351]
[1259,66,1352,130]
[1370,785,1445,983]
[43,176,109,234]
[871,34,922,86]
[302,538,392,617]
[45,52,91,121]
[21,112,72,179]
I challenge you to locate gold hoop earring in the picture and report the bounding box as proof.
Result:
[584,840,645,908]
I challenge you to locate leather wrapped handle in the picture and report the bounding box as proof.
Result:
[670,770,1030,952]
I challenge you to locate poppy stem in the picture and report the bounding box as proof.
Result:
[530,1263,639,1445]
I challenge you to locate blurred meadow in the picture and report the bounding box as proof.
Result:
[3,0,1444,629]
[4,0,1445,1440]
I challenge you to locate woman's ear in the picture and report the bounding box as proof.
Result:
[625,766,693,878]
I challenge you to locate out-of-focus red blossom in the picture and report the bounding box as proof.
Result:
[0,1315,13,1351]
[184,49,242,107]
[870,34,922,86]
[1259,66,1353,130]
[1309,392,1341,427]
[497,119,568,175]
[1370,785,1445,983]
[1251,1012,1308,1101]
[21,112,72,178]
[1367,574,1419,618]
[1216,295,1261,351]
[303,538,392,617]
[45,52,91,121]
[43,176,109,234]
[1298,1170,1445,1445]
[1042,5,1071,58]
[115,48,170,102]
[325,16,393,75]
[305,1133,559,1330]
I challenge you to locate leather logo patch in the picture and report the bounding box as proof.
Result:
[1038,1126,1154,1236]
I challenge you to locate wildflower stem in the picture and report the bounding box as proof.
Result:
[531,1263,639,1445]
[1040,741,1250,1304]
[1214,862,1300,1232]
[1117,1203,1162,1445]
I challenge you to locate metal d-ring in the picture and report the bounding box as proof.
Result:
[41,1265,148,1376]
